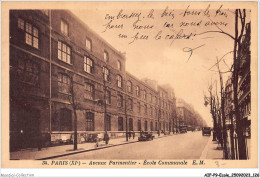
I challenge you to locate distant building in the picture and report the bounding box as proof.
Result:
[176,99,206,131]
[238,23,251,139]
[223,22,251,159]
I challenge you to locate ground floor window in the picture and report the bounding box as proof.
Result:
[129,118,133,131]
[106,115,111,131]
[118,117,123,131]
[60,108,72,131]
[150,121,153,131]
[138,120,141,131]
[155,122,158,131]
[86,112,94,131]
[145,120,148,131]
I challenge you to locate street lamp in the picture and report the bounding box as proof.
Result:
[102,68,109,144]
[125,94,128,142]
[158,109,160,136]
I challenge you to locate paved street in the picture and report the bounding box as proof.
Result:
[54,131,210,160]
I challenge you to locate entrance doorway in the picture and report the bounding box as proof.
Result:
[10,106,40,151]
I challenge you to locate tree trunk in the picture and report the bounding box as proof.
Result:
[230,113,235,159]
[125,95,128,141]
[73,109,78,150]
[233,9,247,159]
[221,95,228,159]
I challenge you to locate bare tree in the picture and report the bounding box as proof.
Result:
[204,84,217,141]
[202,9,249,159]
[232,9,247,159]
[216,57,228,159]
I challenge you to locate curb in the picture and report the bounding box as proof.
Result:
[37,140,138,160]
[200,135,212,159]
[37,134,172,160]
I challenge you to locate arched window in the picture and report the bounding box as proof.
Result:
[136,86,140,96]
[145,120,148,131]
[104,51,109,62]
[103,67,110,81]
[117,94,123,108]
[118,117,123,131]
[150,121,153,131]
[105,90,111,104]
[127,81,132,93]
[117,60,121,70]
[85,38,92,51]
[117,75,122,88]
[128,98,133,110]
[86,112,94,131]
[129,118,133,131]
[143,90,147,100]
[138,120,141,131]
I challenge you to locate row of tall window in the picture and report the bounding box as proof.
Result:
[115,94,171,119]
[53,109,110,131]
[56,72,171,111]
[56,70,174,109]
[16,16,173,116]
[56,75,173,119]
[60,19,122,69]
[124,81,156,103]
[44,106,169,132]
[56,73,171,114]
[86,114,165,132]
[15,17,173,106]
[86,113,164,132]
[53,109,164,132]
[17,18,122,81]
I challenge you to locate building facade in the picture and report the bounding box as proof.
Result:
[176,99,206,131]
[223,22,251,159]
[10,10,178,151]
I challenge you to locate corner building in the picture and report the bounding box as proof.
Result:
[9,10,177,151]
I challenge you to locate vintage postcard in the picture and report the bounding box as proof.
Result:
[1,1,258,172]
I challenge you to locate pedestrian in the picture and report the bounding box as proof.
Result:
[128,132,131,140]
[96,133,101,147]
[132,131,135,139]
[104,133,109,145]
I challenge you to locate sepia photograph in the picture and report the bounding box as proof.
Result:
[1,1,258,173]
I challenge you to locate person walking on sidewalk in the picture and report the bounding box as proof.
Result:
[132,131,135,139]
[104,133,109,145]
[128,132,131,140]
[96,133,102,147]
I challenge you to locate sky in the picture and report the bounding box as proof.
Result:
[71,4,250,127]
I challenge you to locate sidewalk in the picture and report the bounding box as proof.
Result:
[200,135,223,159]
[10,134,170,160]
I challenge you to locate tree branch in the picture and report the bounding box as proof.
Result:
[238,9,246,43]
[197,31,235,41]
[208,51,233,71]
[209,69,233,74]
